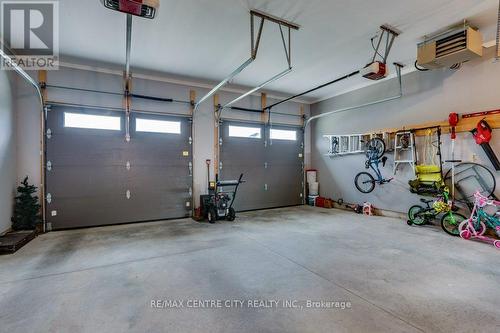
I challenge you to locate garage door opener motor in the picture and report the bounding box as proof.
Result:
[100,0,159,19]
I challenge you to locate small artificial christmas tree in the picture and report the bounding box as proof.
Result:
[11,177,41,231]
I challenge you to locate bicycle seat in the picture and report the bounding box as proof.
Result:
[420,198,433,204]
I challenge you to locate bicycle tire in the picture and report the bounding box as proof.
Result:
[355,172,375,193]
[440,212,467,237]
[365,138,386,160]
[408,205,427,226]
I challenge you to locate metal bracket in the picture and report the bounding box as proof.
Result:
[46,193,52,204]
[219,162,223,170]
[46,161,52,171]
[371,24,401,64]
[196,10,300,110]
[189,136,192,145]
[126,161,131,171]
[188,162,193,176]
[126,190,131,200]
[46,128,52,139]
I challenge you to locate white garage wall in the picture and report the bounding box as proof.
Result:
[14,65,310,217]
[0,71,16,234]
[311,48,500,214]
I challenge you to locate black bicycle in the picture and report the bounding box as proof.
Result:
[355,138,393,193]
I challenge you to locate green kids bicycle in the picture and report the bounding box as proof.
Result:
[407,186,467,236]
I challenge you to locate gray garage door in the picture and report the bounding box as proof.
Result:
[220,120,304,211]
[45,105,192,229]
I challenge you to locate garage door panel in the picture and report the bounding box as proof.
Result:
[46,105,192,229]
[221,165,266,211]
[46,166,126,194]
[220,121,303,211]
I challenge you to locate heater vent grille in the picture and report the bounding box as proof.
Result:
[436,30,467,58]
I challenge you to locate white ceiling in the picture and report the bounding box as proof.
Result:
[58,0,499,102]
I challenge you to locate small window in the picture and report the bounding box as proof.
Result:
[229,125,261,139]
[270,129,297,141]
[136,119,181,134]
[64,113,121,131]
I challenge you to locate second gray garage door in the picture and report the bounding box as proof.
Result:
[220,120,304,211]
[45,105,192,229]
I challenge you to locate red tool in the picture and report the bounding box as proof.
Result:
[448,113,460,199]
[449,113,459,139]
[471,119,500,171]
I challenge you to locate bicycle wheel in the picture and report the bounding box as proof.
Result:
[444,162,496,208]
[365,138,386,159]
[408,205,426,225]
[355,172,375,193]
[440,212,467,237]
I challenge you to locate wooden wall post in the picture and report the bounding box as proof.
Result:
[300,105,305,127]
[189,90,196,115]
[261,93,267,123]
[38,70,47,100]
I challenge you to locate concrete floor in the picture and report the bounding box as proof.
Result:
[1,206,499,333]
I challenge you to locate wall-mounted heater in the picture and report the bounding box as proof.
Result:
[101,0,159,19]
[417,26,483,69]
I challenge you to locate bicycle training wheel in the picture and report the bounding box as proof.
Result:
[440,212,467,237]
[365,138,386,159]
[355,172,375,193]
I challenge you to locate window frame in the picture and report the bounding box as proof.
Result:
[228,125,262,139]
[63,112,121,131]
[270,128,297,141]
[135,118,182,135]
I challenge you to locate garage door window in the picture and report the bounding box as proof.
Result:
[64,113,121,131]
[270,129,297,141]
[229,125,261,139]
[136,118,181,134]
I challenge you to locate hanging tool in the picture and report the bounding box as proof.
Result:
[471,119,500,171]
[448,113,460,199]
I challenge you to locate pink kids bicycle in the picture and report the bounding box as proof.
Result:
[458,191,500,249]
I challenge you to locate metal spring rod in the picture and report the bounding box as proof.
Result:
[45,84,191,104]
[228,107,303,118]
[45,100,193,118]
[45,84,123,96]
